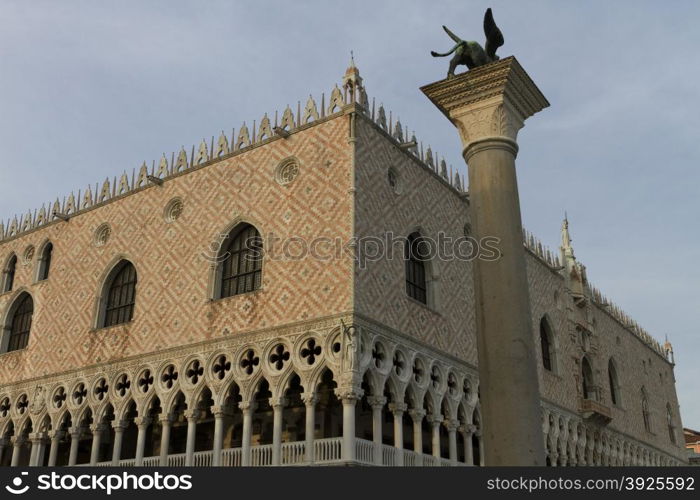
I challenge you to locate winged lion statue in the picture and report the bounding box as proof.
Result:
[430,8,504,78]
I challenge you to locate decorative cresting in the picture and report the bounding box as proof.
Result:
[0,61,472,246]
[421,56,549,156]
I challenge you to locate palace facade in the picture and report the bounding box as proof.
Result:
[0,61,687,466]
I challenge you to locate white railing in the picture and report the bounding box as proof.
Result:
[281,441,306,465]
[222,447,242,467]
[251,444,273,466]
[167,453,186,466]
[85,438,466,467]
[381,444,397,466]
[354,438,374,464]
[192,450,213,466]
[314,437,342,463]
[402,449,421,466]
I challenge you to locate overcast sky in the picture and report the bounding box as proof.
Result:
[1,1,699,428]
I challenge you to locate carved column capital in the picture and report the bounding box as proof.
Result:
[184,409,200,422]
[367,396,386,409]
[388,402,408,415]
[408,409,426,422]
[302,394,318,407]
[421,57,549,158]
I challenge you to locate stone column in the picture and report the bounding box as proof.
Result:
[211,406,227,467]
[111,421,126,466]
[134,417,151,466]
[303,395,317,464]
[341,392,359,463]
[421,57,549,466]
[10,436,24,466]
[239,402,254,466]
[428,414,442,459]
[368,396,385,465]
[409,409,425,466]
[271,398,286,466]
[446,419,459,464]
[68,427,81,466]
[389,402,407,466]
[89,424,105,466]
[184,409,198,466]
[47,431,63,466]
[158,414,173,466]
[460,425,474,466]
[0,438,7,465]
[28,433,40,466]
[477,431,485,466]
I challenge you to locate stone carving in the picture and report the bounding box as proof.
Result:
[257,114,273,142]
[29,386,45,415]
[216,131,230,157]
[302,96,319,124]
[430,8,504,78]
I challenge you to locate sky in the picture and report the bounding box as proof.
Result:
[1,1,699,427]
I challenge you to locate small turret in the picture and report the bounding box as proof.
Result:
[560,214,587,306]
[342,52,367,108]
[664,335,675,364]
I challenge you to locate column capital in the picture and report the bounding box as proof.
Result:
[184,409,200,421]
[388,402,408,414]
[302,393,318,407]
[269,396,287,409]
[28,431,48,442]
[48,430,65,440]
[408,409,426,422]
[159,413,175,425]
[211,405,233,418]
[427,413,444,426]
[443,419,460,432]
[238,400,257,412]
[11,435,26,446]
[459,424,477,435]
[420,56,549,155]
[134,417,152,428]
[367,396,386,409]
[67,426,83,439]
[111,420,128,431]
[89,423,108,434]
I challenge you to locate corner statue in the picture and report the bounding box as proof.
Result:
[430,7,504,78]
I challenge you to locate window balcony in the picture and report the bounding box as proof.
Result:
[579,398,612,425]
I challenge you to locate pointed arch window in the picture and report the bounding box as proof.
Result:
[2,255,17,293]
[7,293,33,352]
[37,242,53,281]
[581,357,594,400]
[667,404,676,444]
[405,232,427,304]
[103,261,137,327]
[608,359,620,406]
[641,389,651,433]
[220,224,262,298]
[539,317,553,372]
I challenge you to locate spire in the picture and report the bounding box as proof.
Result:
[561,212,575,259]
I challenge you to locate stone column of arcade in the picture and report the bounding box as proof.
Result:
[422,57,549,465]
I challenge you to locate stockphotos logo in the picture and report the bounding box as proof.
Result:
[5,472,29,495]
[4,471,192,496]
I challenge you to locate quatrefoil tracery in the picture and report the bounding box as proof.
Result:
[162,365,178,389]
[301,339,321,365]
[213,355,232,380]
[53,387,67,409]
[138,370,154,393]
[94,379,109,401]
[73,384,88,405]
[270,344,290,371]
[16,394,28,414]
[241,350,259,375]
[0,398,10,417]
[186,360,204,384]
[116,374,131,397]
